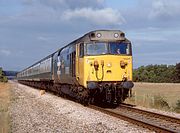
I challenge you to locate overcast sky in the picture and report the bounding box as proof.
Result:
[0,0,180,71]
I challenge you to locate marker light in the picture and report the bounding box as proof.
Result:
[107,62,112,68]
[114,33,119,38]
[96,33,102,38]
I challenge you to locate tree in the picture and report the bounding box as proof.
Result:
[133,64,180,83]
[175,63,180,82]
[0,67,8,82]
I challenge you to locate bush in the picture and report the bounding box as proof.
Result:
[3,76,8,82]
[152,95,170,110]
[173,100,180,113]
[0,67,8,83]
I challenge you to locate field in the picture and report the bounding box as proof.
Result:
[0,82,11,133]
[125,83,180,112]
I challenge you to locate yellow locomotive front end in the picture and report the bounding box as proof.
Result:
[84,55,133,83]
[76,30,134,104]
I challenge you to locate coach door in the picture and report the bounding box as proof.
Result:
[76,43,84,85]
[52,51,59,83]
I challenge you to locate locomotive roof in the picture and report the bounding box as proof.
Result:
[58,29,129,51]
[69,30,125,44]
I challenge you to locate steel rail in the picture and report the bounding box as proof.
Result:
[89,105,180,133]
[119,104,180,125]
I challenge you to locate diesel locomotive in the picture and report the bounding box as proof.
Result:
[17,30,134,105]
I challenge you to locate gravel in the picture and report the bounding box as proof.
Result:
[9,82,153,133]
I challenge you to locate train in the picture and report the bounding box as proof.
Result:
[17,30,134,105]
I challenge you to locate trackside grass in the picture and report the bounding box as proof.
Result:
[0,82,11,133]
[125,82,180,113]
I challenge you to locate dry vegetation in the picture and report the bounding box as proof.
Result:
[125,83,180,112]
[0,82,11,133]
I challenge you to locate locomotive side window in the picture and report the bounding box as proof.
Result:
[79,43,84,57]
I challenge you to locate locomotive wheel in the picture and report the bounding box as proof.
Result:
[76,86,89,106]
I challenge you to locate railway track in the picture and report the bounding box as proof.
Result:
[89,104,180,133]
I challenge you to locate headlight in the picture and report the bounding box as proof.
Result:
[107,62,112,68]
[114,33,119,38]
[120,60,127,67]
[96,33,102,38]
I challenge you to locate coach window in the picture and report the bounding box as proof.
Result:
[79,43,84,57]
